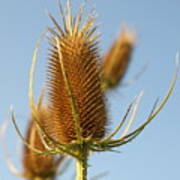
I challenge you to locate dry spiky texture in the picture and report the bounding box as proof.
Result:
[102,27,135,89]
[45,3,107,144]
[23,109,61,179]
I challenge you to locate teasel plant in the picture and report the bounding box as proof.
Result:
[10,0,179,180]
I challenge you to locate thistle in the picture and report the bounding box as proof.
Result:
[102,27,135,90]
[11,1,179,180]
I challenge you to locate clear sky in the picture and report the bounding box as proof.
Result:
[0,0,180,180]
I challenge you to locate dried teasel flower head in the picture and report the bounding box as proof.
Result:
[23,108,65,180]
[45,1,107,144]
[102,26,136,90]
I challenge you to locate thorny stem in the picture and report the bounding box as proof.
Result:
[76,144,88,180]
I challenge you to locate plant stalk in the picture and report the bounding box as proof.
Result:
[76,144,88,180]
[33,177,54,180]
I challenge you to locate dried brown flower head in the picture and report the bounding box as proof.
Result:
[102,27,135,89]
[44,2,107,144]
[23,108,64,180]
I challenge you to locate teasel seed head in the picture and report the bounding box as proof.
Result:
[23,108,64,180]
[45,2,107,144]
[102,27,136,90]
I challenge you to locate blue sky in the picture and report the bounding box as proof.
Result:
[0,0,180,180]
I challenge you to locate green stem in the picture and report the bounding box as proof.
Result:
[76,144,88,180]
[32,176,55,180]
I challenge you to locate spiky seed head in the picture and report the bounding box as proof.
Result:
[45,2,107,144]
[23,109,60,179]
[102,27,135,89]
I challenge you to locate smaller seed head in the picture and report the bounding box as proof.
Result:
[23,108,60,180]
[102,27,136,89]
